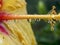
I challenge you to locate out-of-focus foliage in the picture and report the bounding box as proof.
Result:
[26,0,60,45]
[37,0,47,14]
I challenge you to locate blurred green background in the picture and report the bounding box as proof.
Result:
[26,0,60,45]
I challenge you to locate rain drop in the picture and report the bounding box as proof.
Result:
[29,19,32,22]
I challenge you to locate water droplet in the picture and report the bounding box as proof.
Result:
[47,19,55,31]
[51,26,54,31]
[29,19,32,22]
[50,20,55,31]
[48,20,50,23]
[39,19,41,21]
[36,19,39,21]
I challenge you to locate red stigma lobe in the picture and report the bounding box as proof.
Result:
[0,0,3,9]
[0,24,9,35]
